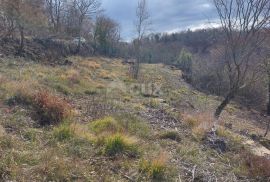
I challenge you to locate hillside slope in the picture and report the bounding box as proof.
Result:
[0,56,269,181]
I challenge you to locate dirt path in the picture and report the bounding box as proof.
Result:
[243,138,270,157]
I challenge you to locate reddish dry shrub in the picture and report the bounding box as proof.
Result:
[33,91,72,125]
[243,152,270,177]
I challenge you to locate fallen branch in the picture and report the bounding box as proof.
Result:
[192,165,197,181]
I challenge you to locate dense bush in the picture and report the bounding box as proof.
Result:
[175,49,192,74]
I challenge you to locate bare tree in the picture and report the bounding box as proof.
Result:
[1,0,46,54]
[0,0,16,38]
[213,0,270,119]
[134,0,150,79]
[73,0,101,53]
[45,0,65,32]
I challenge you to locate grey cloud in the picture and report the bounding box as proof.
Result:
[101,0,218,41]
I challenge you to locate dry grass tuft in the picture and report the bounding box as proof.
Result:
[81,60,101,70]
[0,75,7,84]
[99,70,113,79]
[7,82,36,105]
[66,69,80,85]
[183,112,214,140]
[33,150,73,181]
[139,152,168,179]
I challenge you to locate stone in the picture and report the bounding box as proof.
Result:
[0,125,6,137]
[63,59,73,66]
[224,123,233,129]
[205,131,227,153]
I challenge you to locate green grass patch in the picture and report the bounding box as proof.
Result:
[53,123,75,141]
[104,133,138,157]
[89,117,122,134]
[160,131,181,142]
[115,114,150,138]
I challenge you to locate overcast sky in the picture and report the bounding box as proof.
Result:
[101,0,220,41]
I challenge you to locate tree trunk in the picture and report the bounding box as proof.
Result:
[134,59,140,79]
[264,76,270,137]
[77,36,81,54]
[265,119,270,137]
[18,26,24,55]
[76,19,84,54]
[134,42,141,79]
[214,90,236,119]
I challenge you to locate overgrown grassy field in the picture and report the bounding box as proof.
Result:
[0,56,269,181]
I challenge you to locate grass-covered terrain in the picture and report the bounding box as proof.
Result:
[0,56,269,181]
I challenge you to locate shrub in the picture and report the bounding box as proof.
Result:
[160,131,181,142]
[104,134,138,157]
[139,153,167,180]
[9,89,72,125]
[33,91,72,125]
[175,49,193,82]
[89,117,122,134]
